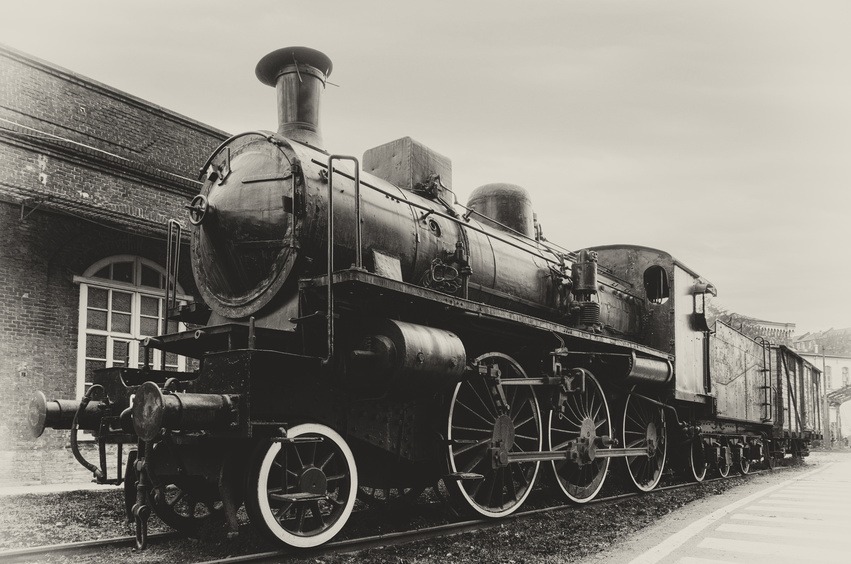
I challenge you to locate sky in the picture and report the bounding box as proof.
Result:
[2,0,849,334]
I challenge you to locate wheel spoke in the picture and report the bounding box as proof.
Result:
[550,371,611,504]
[469,381,498,419]
[623,396,666,491]
[319,451,335,470]
[514,413,535,428]
[454,437,490,456]
[249,424,357,548]
[456,399,495,427]
[453,424,491,434]
[448,353,541,517]
[293,444,305,469]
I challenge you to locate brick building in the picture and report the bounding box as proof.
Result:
[0,44,227,485]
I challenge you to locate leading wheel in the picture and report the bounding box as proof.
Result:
[446,352,542,517]
[148,476,225,535]
[548,370,611,503]
[622,394,667,492]
[245,424,357,548]
[689,438,707,483]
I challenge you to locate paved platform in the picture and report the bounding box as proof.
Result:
[627,457,851,564]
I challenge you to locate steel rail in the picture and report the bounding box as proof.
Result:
[195,466,792,564]
[0,531,179,562]
[0,465,794,563]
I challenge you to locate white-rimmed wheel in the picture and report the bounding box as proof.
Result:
[245,424,357,548]
[623,394,667,492]
[446,352,542,517]
[689,438,707,482]
[548,370,611,503]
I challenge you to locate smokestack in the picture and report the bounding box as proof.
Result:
[255,46,333,149]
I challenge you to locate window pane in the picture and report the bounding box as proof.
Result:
[87,310,108,330]
[141,296,160,317]
[85,359,106,381]
[94,265,111,279]
[88,287,108,309]
[167,319,179,334]
[140,317,159,336]
[111,312,131,333]
[113,340,130,364]
[165,352,178,367]
[141,265,164,289]
[86,335,107,359]
[113,261,133,283]
[138,346,149,366]
[112,291,133,313]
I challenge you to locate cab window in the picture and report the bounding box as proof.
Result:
[643,266,669,305]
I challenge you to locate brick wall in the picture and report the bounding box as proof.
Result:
[0,202,199,483]
[0,45,225,180]
[0,45,228,485]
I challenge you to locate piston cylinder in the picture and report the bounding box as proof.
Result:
[348,319,466,393]
[132,381,238,441]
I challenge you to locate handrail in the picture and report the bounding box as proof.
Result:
[312,157,634,289]
[163,219,182,369]
[324,155,361,364]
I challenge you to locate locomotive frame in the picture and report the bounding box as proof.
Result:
[27,46,821,550]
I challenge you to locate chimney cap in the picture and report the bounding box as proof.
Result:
[255,46,333,86]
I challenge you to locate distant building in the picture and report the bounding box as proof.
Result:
[716,313,796,343]
[791,329,851,441]
[792,327,851,356]
[797,353,851,440]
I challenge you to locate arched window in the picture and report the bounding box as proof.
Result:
[74,255,191,398]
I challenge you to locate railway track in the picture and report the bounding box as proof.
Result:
[0,466,792,563]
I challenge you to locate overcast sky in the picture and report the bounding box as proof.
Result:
[2,0,849,334]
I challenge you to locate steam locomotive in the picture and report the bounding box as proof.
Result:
[28,46,822,549]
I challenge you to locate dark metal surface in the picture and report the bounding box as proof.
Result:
[255,47,333,148]
[132,381,238,441]
[466,183,535,238]
[347,319,466,394]
[305,268,673,361]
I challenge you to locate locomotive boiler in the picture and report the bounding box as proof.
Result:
[27,46,820,550]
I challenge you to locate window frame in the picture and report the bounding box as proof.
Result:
[74,255,192,399]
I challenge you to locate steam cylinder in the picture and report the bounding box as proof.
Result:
[348,320,466,393]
